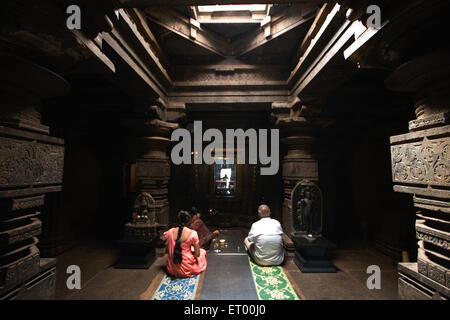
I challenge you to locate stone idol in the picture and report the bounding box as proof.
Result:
[291,180,336,273]
[293,181,322,238]
[115,192,165,269]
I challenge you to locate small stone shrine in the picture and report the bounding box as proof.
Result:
[115,192,165,269]
[291,180,336,273]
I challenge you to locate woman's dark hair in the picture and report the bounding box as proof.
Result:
[190,206,199,217]
[173,210,191,264]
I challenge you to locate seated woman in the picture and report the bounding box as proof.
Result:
[164,210,207,278]
[185,207,219,250]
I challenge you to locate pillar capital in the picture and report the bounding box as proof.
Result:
[0,53,70,135]
[386,49,450,132]
[166,102,188,124]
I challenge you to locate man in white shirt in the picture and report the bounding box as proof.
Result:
[244,204,285,266]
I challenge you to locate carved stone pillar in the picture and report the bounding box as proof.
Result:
[387,50,450,299]
[0,53,69,299]
[135,119,178,227]
[116,103,179,268]
[272,102,329,236]
[273,102,335,272]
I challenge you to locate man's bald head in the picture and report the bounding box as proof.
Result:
[258,205,271,219]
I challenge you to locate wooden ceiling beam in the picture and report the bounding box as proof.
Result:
[230,5,318,56]
[144,7,230,56]
[128,8,171,70]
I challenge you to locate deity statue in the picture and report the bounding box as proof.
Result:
[296,188,314,236]
[292,180,322,238]
[132,192,156,224]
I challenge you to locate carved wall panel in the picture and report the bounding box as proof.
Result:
[391,136,449,187]
[0,137,64,188]
[175,68,287,82]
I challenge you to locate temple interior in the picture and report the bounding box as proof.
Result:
[0,0,449,301]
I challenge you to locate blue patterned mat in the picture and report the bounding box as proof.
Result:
[152,274,200,300]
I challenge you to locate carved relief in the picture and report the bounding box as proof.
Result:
[391,137,450,187]
[409,112,449,131]
[132,192,156,224]
[176,69,286,82]
[1,246,40,292]
[428,262,446,285]
[0,137,64,188]
[418,259,428,276]
[417,246,449,288]
[291,180,323,236]
[416,231,449,250]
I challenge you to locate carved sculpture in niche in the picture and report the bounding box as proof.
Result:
[292,180,322,239]
[116,191,162,269]
[132,192,156,224]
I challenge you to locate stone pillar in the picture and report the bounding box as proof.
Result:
[278,118,319,237]
[272,102,329,236]
[272,101,336,272]
[387,50,450,300]
[116,103,179,268]
[0,53,69,299]
[135,119,178,227]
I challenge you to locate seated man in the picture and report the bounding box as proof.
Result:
[185,207,219,250]
[244,204,285,266]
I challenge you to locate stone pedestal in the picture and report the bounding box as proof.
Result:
[290,179,336,273]
[293,235,336,273]
[387,50,450,300]
[115,237,158,269]
[0,54,69,299]
[115,220,166,268]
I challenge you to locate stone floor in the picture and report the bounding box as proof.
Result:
[284,249,399,300]
[55,237,399,300]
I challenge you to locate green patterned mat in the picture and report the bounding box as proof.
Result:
[248,257,299,300]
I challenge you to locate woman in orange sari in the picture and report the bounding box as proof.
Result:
[164,210,207,278]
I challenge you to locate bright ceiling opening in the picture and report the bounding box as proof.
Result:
[194,4,272,24]
[197,4,268,13]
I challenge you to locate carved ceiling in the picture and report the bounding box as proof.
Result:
[143,4,319,66]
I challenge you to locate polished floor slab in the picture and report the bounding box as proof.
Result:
[199,254,258,300]
[208,229,247,255]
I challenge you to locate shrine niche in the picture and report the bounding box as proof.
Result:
[115,192,165,269]
[214,160,236,198]
[205,150,244,228]
[132,192,157,224]
[290,180,335,273]
[292,180,323,238]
